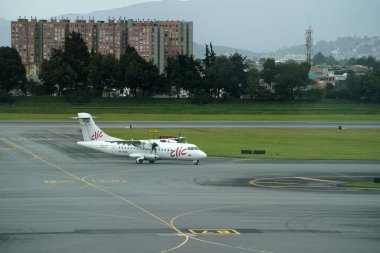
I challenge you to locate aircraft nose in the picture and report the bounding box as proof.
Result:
[200,151,207,159]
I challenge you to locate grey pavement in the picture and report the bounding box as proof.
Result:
[0,123,379,253]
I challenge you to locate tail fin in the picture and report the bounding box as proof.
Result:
[75,112,122,142]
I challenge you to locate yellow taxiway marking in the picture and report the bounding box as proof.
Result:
[86,179,128,184]
[250,176,347,188]
[249,178,284,188]
[0,138,19,149]
[43,179,127,184]
[0,148,17,151]
[188,229,240,235]
[43,180,76,184]
[169,205,273,253]
[295,176,346,184]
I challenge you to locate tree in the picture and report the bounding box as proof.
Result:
[345,70,380,102]
[203,43,216,70]
[204,56,235,98]
[139,59,163,97]
[102,54,120,94]
[166,54,202,98]
[261,58,276,90]
[88,53,121,97]
[313,52,325,65]
[0,47,26,92]
[39,48,76,95]
[356,56,377,68]
[24,79,44,96]
[273,61,311,100]
[63,31,90,88]
[119,45,163,98]
[88,53,106,96]
[313,52,337,65]
[40,31,90,95]
[227,52,248,98]
[243,67,273,100]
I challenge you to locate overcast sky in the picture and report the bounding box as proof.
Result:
[1,0,379,52]
[0,0,157,20]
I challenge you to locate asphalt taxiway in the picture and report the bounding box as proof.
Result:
[0,123,379,253]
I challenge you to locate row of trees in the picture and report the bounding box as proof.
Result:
[1,31,379,103]
[314,52,380,102]
[328,65,380,102]
[36,32,316,102]
[39,32,164,100]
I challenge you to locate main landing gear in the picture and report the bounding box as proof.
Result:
[136,159,155,164]
[136,159,200,165]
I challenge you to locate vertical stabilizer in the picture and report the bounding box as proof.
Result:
[76,113,122,142]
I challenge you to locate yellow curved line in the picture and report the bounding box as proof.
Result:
[295,176,346,183]
[191,237,273,253]
[170,205,273,253]
[249,176,363,192]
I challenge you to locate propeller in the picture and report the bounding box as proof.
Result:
[151,142,159,155]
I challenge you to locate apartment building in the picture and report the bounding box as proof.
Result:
[11,18,193,74]
[41,18,70,60]
[11,18,41,65]
[97,19,128,56]
[68,18,98,53]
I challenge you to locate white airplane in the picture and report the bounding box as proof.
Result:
[75,112,207,165]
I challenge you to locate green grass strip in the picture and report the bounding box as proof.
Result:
[1,113,380,121]
[337,182,380,188]
[105,128,380,160]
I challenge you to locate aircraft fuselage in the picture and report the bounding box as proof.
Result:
[77,140,207,162]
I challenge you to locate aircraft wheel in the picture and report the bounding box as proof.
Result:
[149,160,155,164]
[136,159,143,164]
[193,160,199,165]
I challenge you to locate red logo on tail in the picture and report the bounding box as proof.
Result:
[91,131,103,140]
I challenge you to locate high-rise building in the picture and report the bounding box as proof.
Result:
[41,18,70,60]
[127,20,163,72]
[11,17,193,74]
[11,18,42,65]
[68,18,98,53]
[157,21,193,60]
[126,20,193,73]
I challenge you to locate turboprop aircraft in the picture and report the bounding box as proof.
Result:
[75,112,207,165]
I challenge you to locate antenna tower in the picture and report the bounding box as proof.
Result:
[305,25,313,64]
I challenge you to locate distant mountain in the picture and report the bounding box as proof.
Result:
[0,18,11,47]
[274,36,380,60]
[193,42,260,60]
[194,36,380,60]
